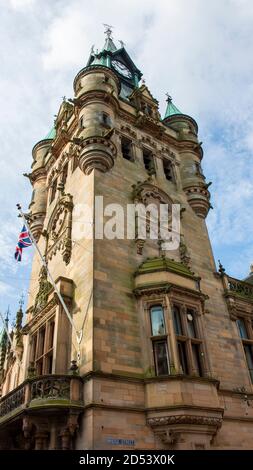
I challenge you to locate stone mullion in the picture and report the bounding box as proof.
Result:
[143,302,156,376]
[181,305,194,375]
[166,296,179,374]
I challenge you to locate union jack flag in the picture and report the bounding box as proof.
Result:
[14,225,32,262]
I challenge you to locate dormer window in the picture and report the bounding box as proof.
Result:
[121,137,134,162]
[143,148,156,175]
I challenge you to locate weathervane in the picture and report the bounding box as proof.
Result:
[103,24,114,39]
[165,92,172,102]
[118,40,125,48]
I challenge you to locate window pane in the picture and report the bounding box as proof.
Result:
[187,309,197,338]
[173,306,183,336]
[150,306,165,336]
[191,343,202,376]
[244,345,253,383]
[237,318,248,339]
[37,360,43,376]
[121,137,133,161]
[153,341,169,375]
[46,354,53,374]
[163,159,173,181]
[177,341,188,374]
[38,328,46,357]
[31,334,37,361]
[48,321,55,350]
[143,149,155,175]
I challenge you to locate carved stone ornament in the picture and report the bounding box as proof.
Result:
[78,136,117,175]
[179,234,191,268]
[132,181,173,255]
[147,414,222,444]
[132,180,173,206]
[147,415,222,428]
[46,192,73,265]
[225,296,238,321]
[30,266,52,316]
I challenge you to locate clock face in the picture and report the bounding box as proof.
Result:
[111,60,132,79]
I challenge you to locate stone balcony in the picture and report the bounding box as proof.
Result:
[0,375,84,449]
[220,272,253,320]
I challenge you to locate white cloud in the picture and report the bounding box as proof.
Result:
[8,0,36,9]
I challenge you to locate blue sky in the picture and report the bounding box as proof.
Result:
[1,0,253,325]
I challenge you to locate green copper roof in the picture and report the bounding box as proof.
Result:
[164,96,182,119]
[103,36,117,52]
[44,126,56,140]
[135,256,197,280]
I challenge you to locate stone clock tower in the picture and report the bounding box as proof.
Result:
[1,28,253,450]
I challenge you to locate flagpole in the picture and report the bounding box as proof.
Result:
[0,309,23,370]
[16,204,82,362]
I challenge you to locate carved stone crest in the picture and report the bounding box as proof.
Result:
[31,266,52,316]
[46,193,73,265]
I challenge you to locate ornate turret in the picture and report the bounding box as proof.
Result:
[163,94,198,141]
[164,95,211,218]
[24,128,55,240]
[72,26,142,175]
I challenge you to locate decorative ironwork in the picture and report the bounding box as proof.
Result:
[31,377,71,400]
[0,385,25,417]
[227,276,253,299]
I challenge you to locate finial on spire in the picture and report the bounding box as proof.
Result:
[19,293,24,310]
[90,44,95,54]
[141,78,146,85]
[118,40,125,48]
[166,93,172,102]
[103,24,114,39]
[5,306,10,325]
[218,259,226,275]
[250,264,253,273]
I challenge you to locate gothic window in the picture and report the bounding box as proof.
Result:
[121,136,134,161]
[163,158,174,182]
[30,317,55,375]
[150,305,170,376]
[50,179,57,204]
[172,305,203,376]
[143,148,156,175]
[237,317,253,383]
